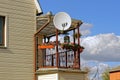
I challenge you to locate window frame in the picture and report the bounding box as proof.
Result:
[0,15,8,48]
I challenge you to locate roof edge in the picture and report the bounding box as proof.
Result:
[110,70,120,73]
[34,0,43,14]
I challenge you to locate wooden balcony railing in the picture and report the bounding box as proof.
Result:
[39,50,75,68]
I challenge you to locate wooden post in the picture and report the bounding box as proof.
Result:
[36,37,39,69]
[65,51,67,68]
[43,36,46,67]
[73,23,81,69]
[73,29,75,44]
[77,25,80,46]
[56,29,59,67]
[77,24,80,69]
[47,37,50,43]
[73,29,76,68]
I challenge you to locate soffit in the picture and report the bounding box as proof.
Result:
[37,15,83,37]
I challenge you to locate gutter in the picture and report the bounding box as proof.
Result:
[110,70,120,73]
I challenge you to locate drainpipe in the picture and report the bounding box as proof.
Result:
[34,15,51,80]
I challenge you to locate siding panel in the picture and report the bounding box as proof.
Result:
[0,0,36,80]
[59,72,87,80]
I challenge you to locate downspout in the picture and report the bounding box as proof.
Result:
[34,15,51,80]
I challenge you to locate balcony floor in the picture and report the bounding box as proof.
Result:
[36,67,87,75]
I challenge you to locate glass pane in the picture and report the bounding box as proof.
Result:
[53,55,56,66]
[46,55,52,66]
[0,16,5,45]
[67,51,74,67]
[60,52,66,67]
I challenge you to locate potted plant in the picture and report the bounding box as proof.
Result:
[60,43,81,51]
[64,36,70,43]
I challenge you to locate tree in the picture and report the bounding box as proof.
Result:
[81,62,110,80]
[102,69,110,80]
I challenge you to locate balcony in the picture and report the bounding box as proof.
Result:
[35,14,84,71]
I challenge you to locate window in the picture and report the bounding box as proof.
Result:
[0,16,5,46]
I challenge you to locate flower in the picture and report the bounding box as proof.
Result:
[60,43,83,51]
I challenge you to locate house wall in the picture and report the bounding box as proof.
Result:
[0,0,36,80]
[110,72,120,80]
[59,72,88,80]
[37,70,88,80]
[38,73,58,80]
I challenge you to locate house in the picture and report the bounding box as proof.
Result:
[0,0,42,80]
[110,66,120,80]
[0,0,87,80]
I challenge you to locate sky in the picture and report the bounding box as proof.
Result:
[39,0,120,69]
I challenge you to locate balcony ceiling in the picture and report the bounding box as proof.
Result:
[37,14,83,37]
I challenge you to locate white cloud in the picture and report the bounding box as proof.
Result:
[80,23,93,36]
[81,33,120,61]
[49,23,119,62]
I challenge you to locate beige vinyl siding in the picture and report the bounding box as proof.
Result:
[0,0,35,8]
[0,0,36,80]
[59,72,87,80]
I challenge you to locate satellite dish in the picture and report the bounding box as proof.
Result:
[53,12,71,30]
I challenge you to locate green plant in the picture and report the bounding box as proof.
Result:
[73,33,82,38]
[102,69,110,80]
[60,43,84,51]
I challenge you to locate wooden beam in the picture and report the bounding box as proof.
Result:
[56,29,59,67]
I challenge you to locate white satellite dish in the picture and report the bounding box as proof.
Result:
[53,12,71,30]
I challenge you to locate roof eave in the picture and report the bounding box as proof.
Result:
[34,0,43,14]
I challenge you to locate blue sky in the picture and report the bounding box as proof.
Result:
[39,0,120,36]
[39,0,120,68]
